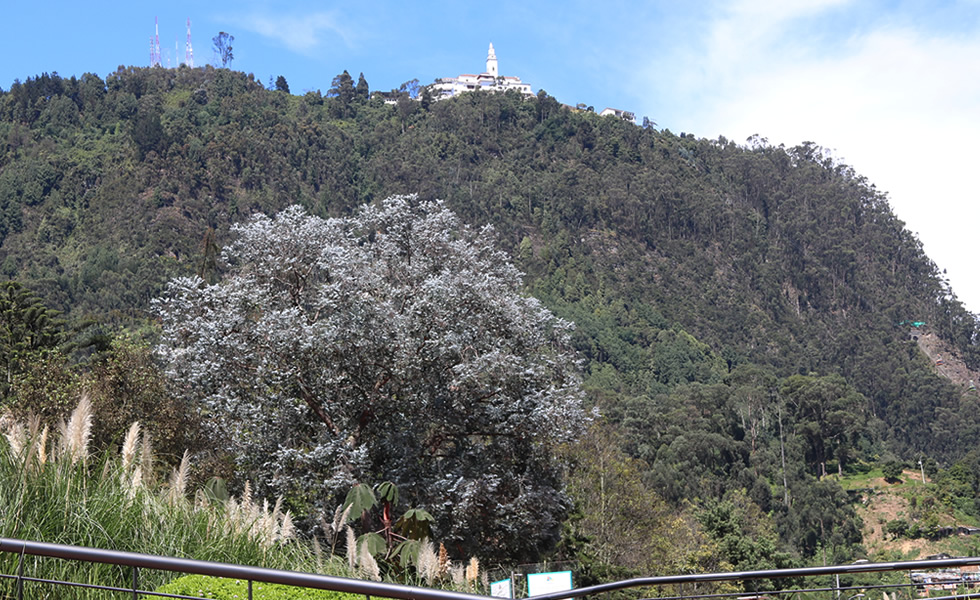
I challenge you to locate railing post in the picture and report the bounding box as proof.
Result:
[249,579,253,600]
[15,543,24,600]
[133,565,139,600]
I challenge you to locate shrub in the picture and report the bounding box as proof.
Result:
[884,519,908,539]
[881,461,903,483]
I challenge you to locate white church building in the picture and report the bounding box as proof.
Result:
[430,43,534,100]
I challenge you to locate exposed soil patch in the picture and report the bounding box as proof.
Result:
[916,332,979,390]
[853,471,948,558]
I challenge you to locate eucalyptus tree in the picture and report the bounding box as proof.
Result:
[0,280,66,395]
[155,196,588,561]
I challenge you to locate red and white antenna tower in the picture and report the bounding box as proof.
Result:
[185,18,194,67]
[152,17,161,66]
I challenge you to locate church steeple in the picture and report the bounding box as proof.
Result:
[487,42,498,77]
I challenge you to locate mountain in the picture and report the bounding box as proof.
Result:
[2,65,980,568]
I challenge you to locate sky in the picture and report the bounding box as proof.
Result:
[1,0,978,313]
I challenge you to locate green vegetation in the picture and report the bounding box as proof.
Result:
[157,576,367,600]
[1,64,979,582]
[0,397,328,597]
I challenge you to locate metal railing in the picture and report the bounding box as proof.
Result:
[5,537,980,600]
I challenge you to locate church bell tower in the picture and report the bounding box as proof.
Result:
[487,42,498,77]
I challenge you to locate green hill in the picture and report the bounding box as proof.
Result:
[2,65,979,571]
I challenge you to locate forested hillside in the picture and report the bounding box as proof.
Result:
[2,65,980,577]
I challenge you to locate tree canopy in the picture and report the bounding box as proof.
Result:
[155,196,588,562]
[212,33,234,67]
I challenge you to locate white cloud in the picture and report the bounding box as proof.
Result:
[636,3,980,312]
[234,11,350,54]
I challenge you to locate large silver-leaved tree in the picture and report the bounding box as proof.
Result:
[155,196,587,561]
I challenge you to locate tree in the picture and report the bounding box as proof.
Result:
[0,281,66,398]
[84,332,200,462]
[328,70,355,118]
[777,477,862,561]
[880,460,904,483]
[355,73,369,101]
[212,32,234,67]
[697,490,797,588]
[419,85,433,111]
[131,95,164,159]
[398,78,420,99]
[782,374,868,476]
[275,75,290,94]
[560,422,718,584]
[155,196,588,562]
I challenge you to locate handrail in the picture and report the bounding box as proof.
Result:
[530,555,980,600]
[5,537,980,600]
[0,537,493,600]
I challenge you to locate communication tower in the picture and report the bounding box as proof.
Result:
[149,17,162,66]
[185,18,194,67]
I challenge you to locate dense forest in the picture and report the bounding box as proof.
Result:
[2,65,980,581]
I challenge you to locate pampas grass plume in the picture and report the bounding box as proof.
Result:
[121,421,140,473]
[358,538,381,581]
[465,556,479,586]
[36,424,49,466]
[4,421,25,459]
[140,434,155,485]
[450,564,465,587]
[280,510,295,542]
[438,542,450,578]
[63,393,93,465]
[416,538,439,585]
[345,526,357,571]
[129,465,143,497]
[168,449,191,502]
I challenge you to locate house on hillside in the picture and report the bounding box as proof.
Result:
[599,107,636,124]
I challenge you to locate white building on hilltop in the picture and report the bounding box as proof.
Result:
[430,43,534,100]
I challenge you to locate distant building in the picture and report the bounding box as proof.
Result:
[430,43,534,100]
[599,107,636,124]
[911,564,980,597]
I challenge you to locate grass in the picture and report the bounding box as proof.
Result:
[156,575,368,600]
[0,397,339,598]
[0,397,488,598]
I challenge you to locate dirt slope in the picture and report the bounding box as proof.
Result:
[915,331,978,390]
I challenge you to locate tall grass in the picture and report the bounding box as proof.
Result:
[0,398,342,597]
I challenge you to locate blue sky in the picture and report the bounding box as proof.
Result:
[2,0,979,313]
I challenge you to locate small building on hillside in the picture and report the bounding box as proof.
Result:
[599,107,636,123]
[430,43,534,100]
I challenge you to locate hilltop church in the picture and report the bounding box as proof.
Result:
[430,43,534,100]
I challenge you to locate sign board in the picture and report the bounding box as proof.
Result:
[527,571,573,597]
[491,578,513,599]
